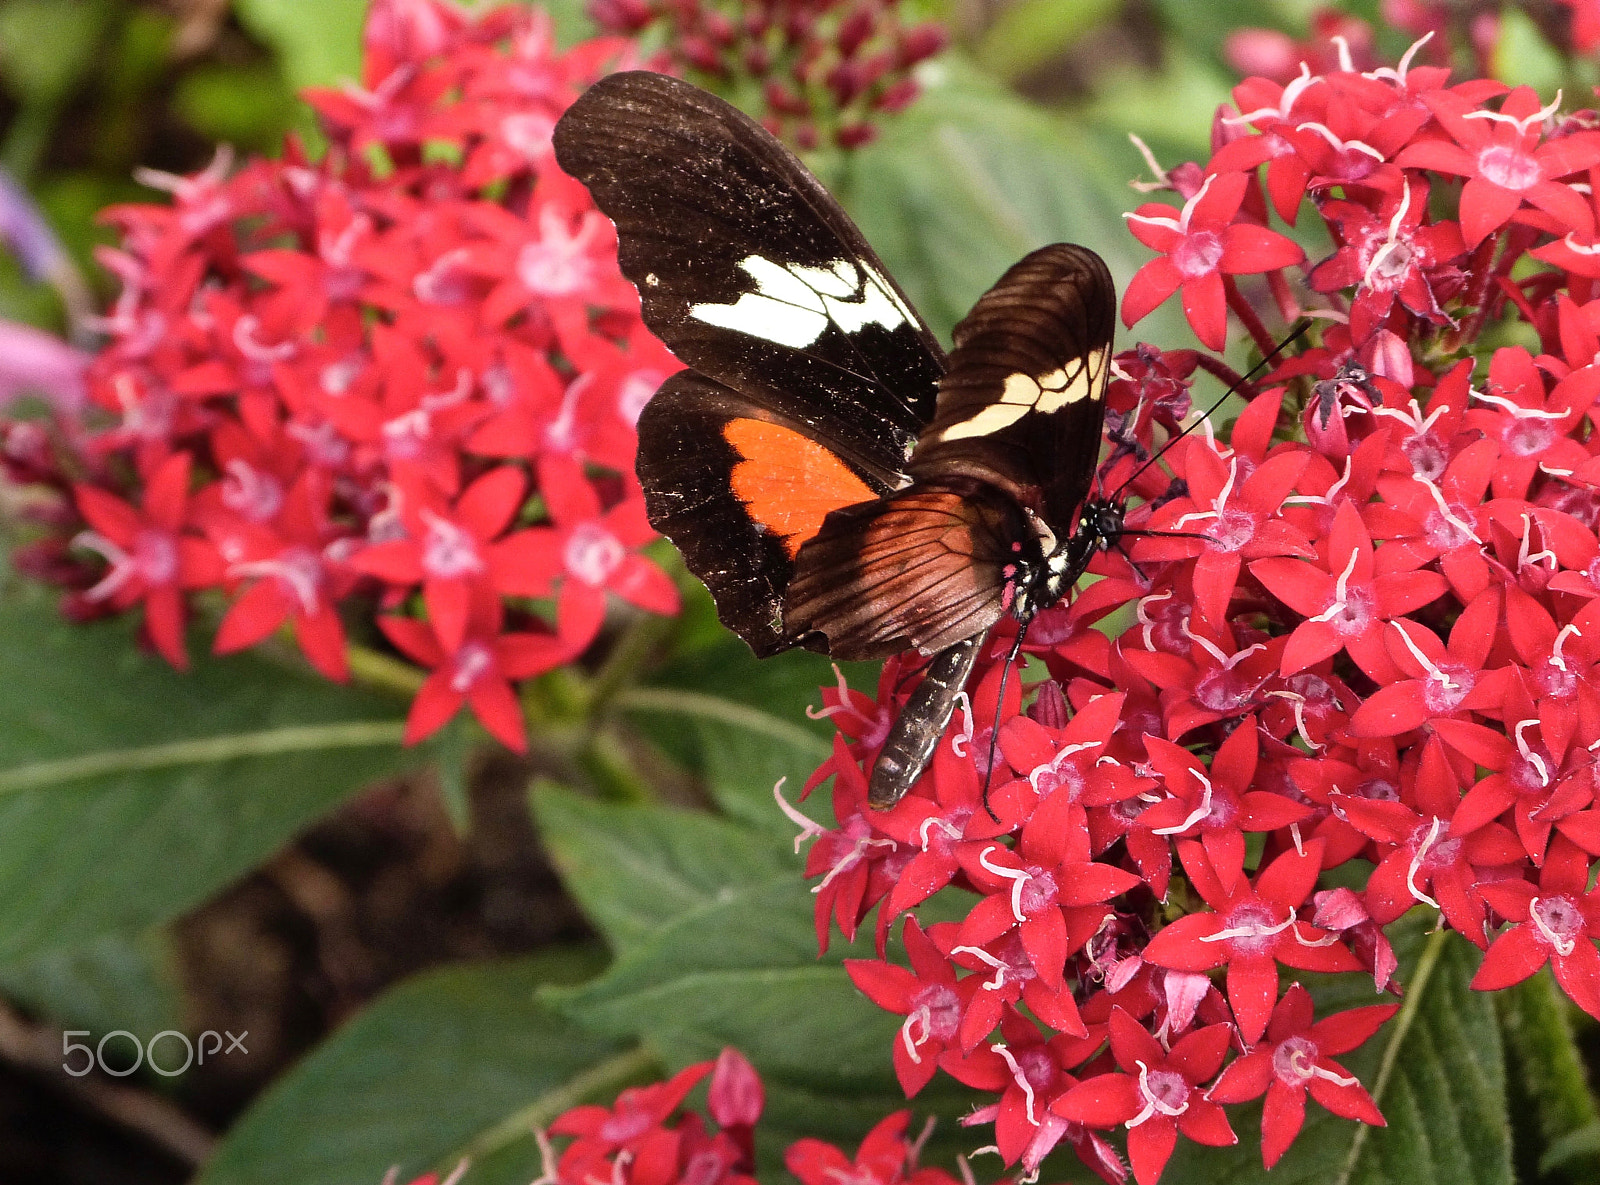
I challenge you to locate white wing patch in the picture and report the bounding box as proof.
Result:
[940,346,1110,442]
[688,256,914,348]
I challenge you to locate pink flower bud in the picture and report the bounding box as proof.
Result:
[588,0,654,33]
[744,43,773,75]
[836,8,875,57]
[708,1047,765,1127]
[703,10,737,47]
[872,77,917,113]
[1028,679,1070,729]
[896,22,947,67]
[681,34,727,73]
[836,122,876,149]
[1222,28,1297,82]
[764,81,811,117]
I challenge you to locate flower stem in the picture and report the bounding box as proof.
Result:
[586,610,677,717]
[1224,275,1278,357]
[346,642,427,699]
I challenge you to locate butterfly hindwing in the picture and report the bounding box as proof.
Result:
[912,243,1116,531]
[553,71,945,490]
[781,481,1024,660]
[637,370,894,656]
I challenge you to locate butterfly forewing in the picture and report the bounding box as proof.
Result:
[912,243,1116,530]
[553,71,945,490]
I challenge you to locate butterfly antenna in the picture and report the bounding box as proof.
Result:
[980,623,1030,823]
[1110,320,1311,502]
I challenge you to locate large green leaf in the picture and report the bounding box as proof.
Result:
[548,876,978,1170]
[844,58,1190,350]
[1162,925,1512,1185]
[533,784,792,955]
[1497,969,1600,1183]
[196,951,625,1185]
[0,929,180,1043]
[0,599,409,963]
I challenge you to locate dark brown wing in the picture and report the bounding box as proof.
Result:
[554,70,945,491]
[781,482,1027,660]
[638,371,897,656]
[910,243,1116,533]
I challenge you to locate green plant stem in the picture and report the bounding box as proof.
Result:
[346,642,427,699]
[586,612,677,717]
[1336,925,1451,1184]
[0,721,406,796]
[616,686,829,757]
[576,727,653,804]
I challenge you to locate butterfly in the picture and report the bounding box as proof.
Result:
[553,71,1125,809]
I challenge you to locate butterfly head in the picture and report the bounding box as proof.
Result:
[1010,495,1124,622]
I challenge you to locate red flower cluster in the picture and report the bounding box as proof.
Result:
[588,0,946,149]
[1226,2,1600,82]
[5,0,682,752]
[804,35,1600,1185]
[522,1049,962,1185]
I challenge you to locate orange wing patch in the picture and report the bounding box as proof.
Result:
[724,419,874,559]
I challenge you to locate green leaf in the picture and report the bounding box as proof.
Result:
[1496,969,1600,1183]
[0,929,180,1042]
[695,718,831,833]
[0,598,410,962]
[197,951,629,1185]
[532,783,792,955]
[0,0,114,104]
[975,0,1121,83]
[232,0,368,91]
[845,57,1191,351]
[1162,924,1511,1185]
[1492,7,1566,94]
[172,62,299,152]
[548,878,978,1171]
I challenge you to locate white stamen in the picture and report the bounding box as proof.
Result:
[1294,122,1384,160]
[1529,897,1577,956]
[1514,720,1551,787]
[1472,387,1566,419]
[979,846,1033,923]
[1308,548,1363,623]
[1391,622,1458,690]
[1462,91,1564,136]
[1200,910,1294,943]
[1418,476,1482,543]
[1552,624,1581,671]
[951,943,1012,991]
[1405,816,1444,908]
[949,692,975,756]
[1153,768,1215,835]
[1364,32,1434,85]
[1520,513,1558,571]
[990,1043,1040,1126]
[1227,63,1321,126]
[917,815,963,850]
[773,778,826,853]
[901,1007,932,1064]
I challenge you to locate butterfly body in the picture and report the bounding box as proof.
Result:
[553,71,1120,807]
